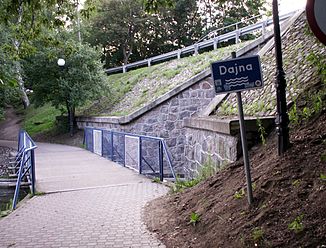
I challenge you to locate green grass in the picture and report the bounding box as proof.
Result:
[82,41,250,116]
[23,104,61,136]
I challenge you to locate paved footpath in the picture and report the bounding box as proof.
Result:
[0,142,168,248]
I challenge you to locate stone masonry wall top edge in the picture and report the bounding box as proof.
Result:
[184,116,275,135]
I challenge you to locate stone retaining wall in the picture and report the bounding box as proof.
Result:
[77,76,216,175]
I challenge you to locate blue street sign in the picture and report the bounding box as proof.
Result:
[211,55,263,94]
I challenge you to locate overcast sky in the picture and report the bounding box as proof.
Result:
[277,0,306,14]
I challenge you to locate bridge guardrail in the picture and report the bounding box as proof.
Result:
[84,127,176,181]
[105,11,296,74]
[12,130,37,210]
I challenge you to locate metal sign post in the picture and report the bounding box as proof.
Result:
[211,52,263,205]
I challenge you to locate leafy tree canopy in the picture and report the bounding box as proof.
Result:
[23,34,107,134]
[84,0,267,68]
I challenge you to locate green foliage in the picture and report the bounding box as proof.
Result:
[234,188,245,199]
[152,177,161,183]
[171,159,217,193]
[307,52,326,84]
[320,173,326,181]
[83,42,249,116]
[288,214,304,233]
[143,0,174,13]
[162,69,181,79]
[0,199,13,218]
[23,104,61,136]
[172,178,201,193]
[320,152,326,162]
[84,0,205,67]
[24,37,107,131]
[34,191,46,196]
[289,102,299,125]
[244,100,273,116]
[189,212,200,227]
[219,101,238,116]
[256,118,267,145]
[251,227,264,242]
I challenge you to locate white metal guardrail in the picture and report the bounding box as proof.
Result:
[105,11,296,74]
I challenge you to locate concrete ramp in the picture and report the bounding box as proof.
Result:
[35,142,148,193]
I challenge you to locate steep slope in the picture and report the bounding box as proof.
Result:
[145,98,326,247]
[79,42,249,117]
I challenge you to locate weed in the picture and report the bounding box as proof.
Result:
[320,153,326,162]
[302,107,313,121]
[198,157,217,180]
[320,173,326,181]
[152,177,161,183]
[219,101,237,116]
[34,191,46,196]
[234,188,245,199]
[0,199,13,218]
[288,214,304,233]
[289,102,299,125]
[171,178,200,193]
[252,182,257,191]
[292,179,301,187]
[171,159,217,193]
[256,118,267,145]
[189,212,200,226]
[252,227,264,242]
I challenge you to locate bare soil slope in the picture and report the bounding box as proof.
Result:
[145,92,326,247]
[0,106,22,141]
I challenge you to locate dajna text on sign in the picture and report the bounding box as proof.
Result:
[211,55,263,94]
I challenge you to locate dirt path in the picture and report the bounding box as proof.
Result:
[0,106,22,141]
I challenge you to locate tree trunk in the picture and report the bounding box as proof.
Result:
[14,0,30,109]
[16,63,30,109]
[66,101,74,137]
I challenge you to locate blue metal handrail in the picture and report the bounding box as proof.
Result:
[12,130,37,210]
[84,127,176,181]
[105,11,296,74]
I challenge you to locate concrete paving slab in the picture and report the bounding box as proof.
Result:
[35,143,149,193]
[0,142,168,248]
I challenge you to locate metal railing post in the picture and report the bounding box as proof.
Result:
[194,44,199,55]
[12,154,24,210]
[147,59,151,67]
[262,20,267,38]
[139,137,142,174]
[122,134,126,166]
[110,132,114,161]
[213,37,219,50]
[123,65,127,73]
[83,127,177,180]
[30,149,36,195]
[159,141,164,181]
[235,24,240,44]
[177,50,181,59]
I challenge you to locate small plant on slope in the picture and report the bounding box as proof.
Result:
[288,214,304,233]
[234,188,245,199]
[189,212,200,227]
[152,177,161,183]
[252,227,264,243]
[257,118,267,145]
